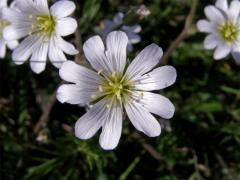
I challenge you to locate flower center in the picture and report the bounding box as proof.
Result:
[29,14,55,36]
[218,22,239,42]
[0,19,10,37]
[92,72,132,106]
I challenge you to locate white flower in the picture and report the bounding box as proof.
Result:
[57,31,176,150]
[197,0,240,64]
[100,12,141,51]
[0,0,18,58]
[2,0,78,73]
[135,5,151,18]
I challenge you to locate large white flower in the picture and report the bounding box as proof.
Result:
[2,0,78,73]
[57,31,176,150]
[0,0,18,58]
[100,12,141,51]
[197,0,240,64]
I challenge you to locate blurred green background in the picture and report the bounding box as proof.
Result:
[1,0,240,179]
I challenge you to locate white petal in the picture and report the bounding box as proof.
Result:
[135,92,175,119]
[12,35,40,65]
[128,34,141,44]
[14,0,37,14]
[0,39,6,58]
[204,5,225,23]
[100,19,114,38]
[75,99,108,140]
[56,17,77,36]
[3,25,29,41]
[30,40,48,74]
[228,0,240,23]
[57,84,96,105]
[0,0,7,8]
[126,44,163,81]
[113,12,124,25]
[48,37,67,68]
[99,103,122,150]
[2,8,32,31]
[231,51,240,65]
[134,66,177,91]
[50,0,76,19]
[56,36,78,55]
[215,0,228,12]
[121,25,142,33]
[105,31,128,74]
[35,0,49,14]
[125,100,161,137]
[6,40,18,50]
[213,42,231,60]
[83,35,111,74]
[59,61,102,85]
[196,20,216,33]
[127,43,133,52]
[203,34,219,49]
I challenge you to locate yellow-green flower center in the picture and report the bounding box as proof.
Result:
[30,14,55,36]
[92,72,133,107]
[0,19,10,36]
[218,22,239,42]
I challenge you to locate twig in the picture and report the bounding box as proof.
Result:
[132,132,164,161]
[34,92,56,134]
[74,27,84,64]
[160,0,198,65]
[191,149,202,180]
[215,152,235,180]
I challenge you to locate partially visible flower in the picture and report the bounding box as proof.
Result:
[100,12,141,51]
[135,5,151,19]
[57,31,176,150]
[0,0,18,58]
[3,0,78,73]
[197,0,240,64]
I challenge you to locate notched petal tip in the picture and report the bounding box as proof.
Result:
[56,85,67,103]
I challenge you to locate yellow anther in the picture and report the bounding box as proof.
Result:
[106,104,111,108]
[108,82,114,86]
[98,85,103,92]
[116,91,121,100]
[91,94,97,99]
[97,69,103,75]
[140,92,144,99]
[111,71,116,77]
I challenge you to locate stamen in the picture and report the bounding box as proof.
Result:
[108,82,114,86]
[91,94,97,99]
[218,21,239,42]
[116,90,121,100]
[98,85,103,92]
[111,71,116,77]
[97,69,103,75]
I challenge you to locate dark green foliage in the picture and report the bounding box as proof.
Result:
[1,0,240,179]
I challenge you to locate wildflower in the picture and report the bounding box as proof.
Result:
[0,0,18,58]
[57,31,176,150]
[197,0,240,64]
[2,0,78,73]
[100,12,141,51]
[135,5,151,19]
